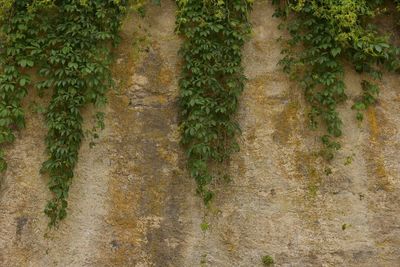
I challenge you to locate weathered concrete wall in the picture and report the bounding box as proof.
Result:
[1,1,399,266]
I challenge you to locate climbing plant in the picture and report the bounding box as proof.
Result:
[39,0,127,227]
[273,0,399,159]
[0,0,40,171]
[176,0,253,204]
[0,0,15,20]
[0,0,128,226]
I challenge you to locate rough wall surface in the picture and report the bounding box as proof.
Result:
[0,1,399,266]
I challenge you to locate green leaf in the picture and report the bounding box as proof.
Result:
[331,47,341,57]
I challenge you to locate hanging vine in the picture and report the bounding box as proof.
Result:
[0,0,127,227]
[273,0,399,159]
[39,1,126,227]
[0,2,38,171]
[176,0,253,204]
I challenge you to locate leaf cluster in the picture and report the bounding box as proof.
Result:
[176,0,252,203]
[0,0,127,226]
[273,0,399,159]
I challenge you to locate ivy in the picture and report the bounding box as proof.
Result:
[0,0,15,21]
[273,0,399,159]
[176,0,253,204]
[0,1,39,171]
[0,0,127,227]
[39,1,126,227]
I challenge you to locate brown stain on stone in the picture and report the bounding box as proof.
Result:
[106,61,162,266]
[100,4,188,266]
[272,99,300,145]
[295,152,323,194]
[246,73,287,106]
[159,67,174,87]
[220,225,239,255]
[111,12,150,94]
[366,107,393,192]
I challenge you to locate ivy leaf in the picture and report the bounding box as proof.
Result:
[19,77,30,86]
[17,59,34,68]
[331,47,341,57]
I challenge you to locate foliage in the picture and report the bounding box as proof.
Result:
[262,255,275,266]
[0,0,39,171]
[0,0,127,226]
[176,0,253,204]
[40,0,126,227]
[0,0,14,21]
[273,0,399,159]
[200,221,209,232]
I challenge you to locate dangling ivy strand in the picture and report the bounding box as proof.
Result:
[38,0,127,227]
[176,0,253,204]
[0,0,128,226]
[273,0,399,159]
[0,1,40,171]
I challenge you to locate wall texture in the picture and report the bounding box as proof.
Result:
[1,1,399,266]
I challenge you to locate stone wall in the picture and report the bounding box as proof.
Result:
[1,1,399,266]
